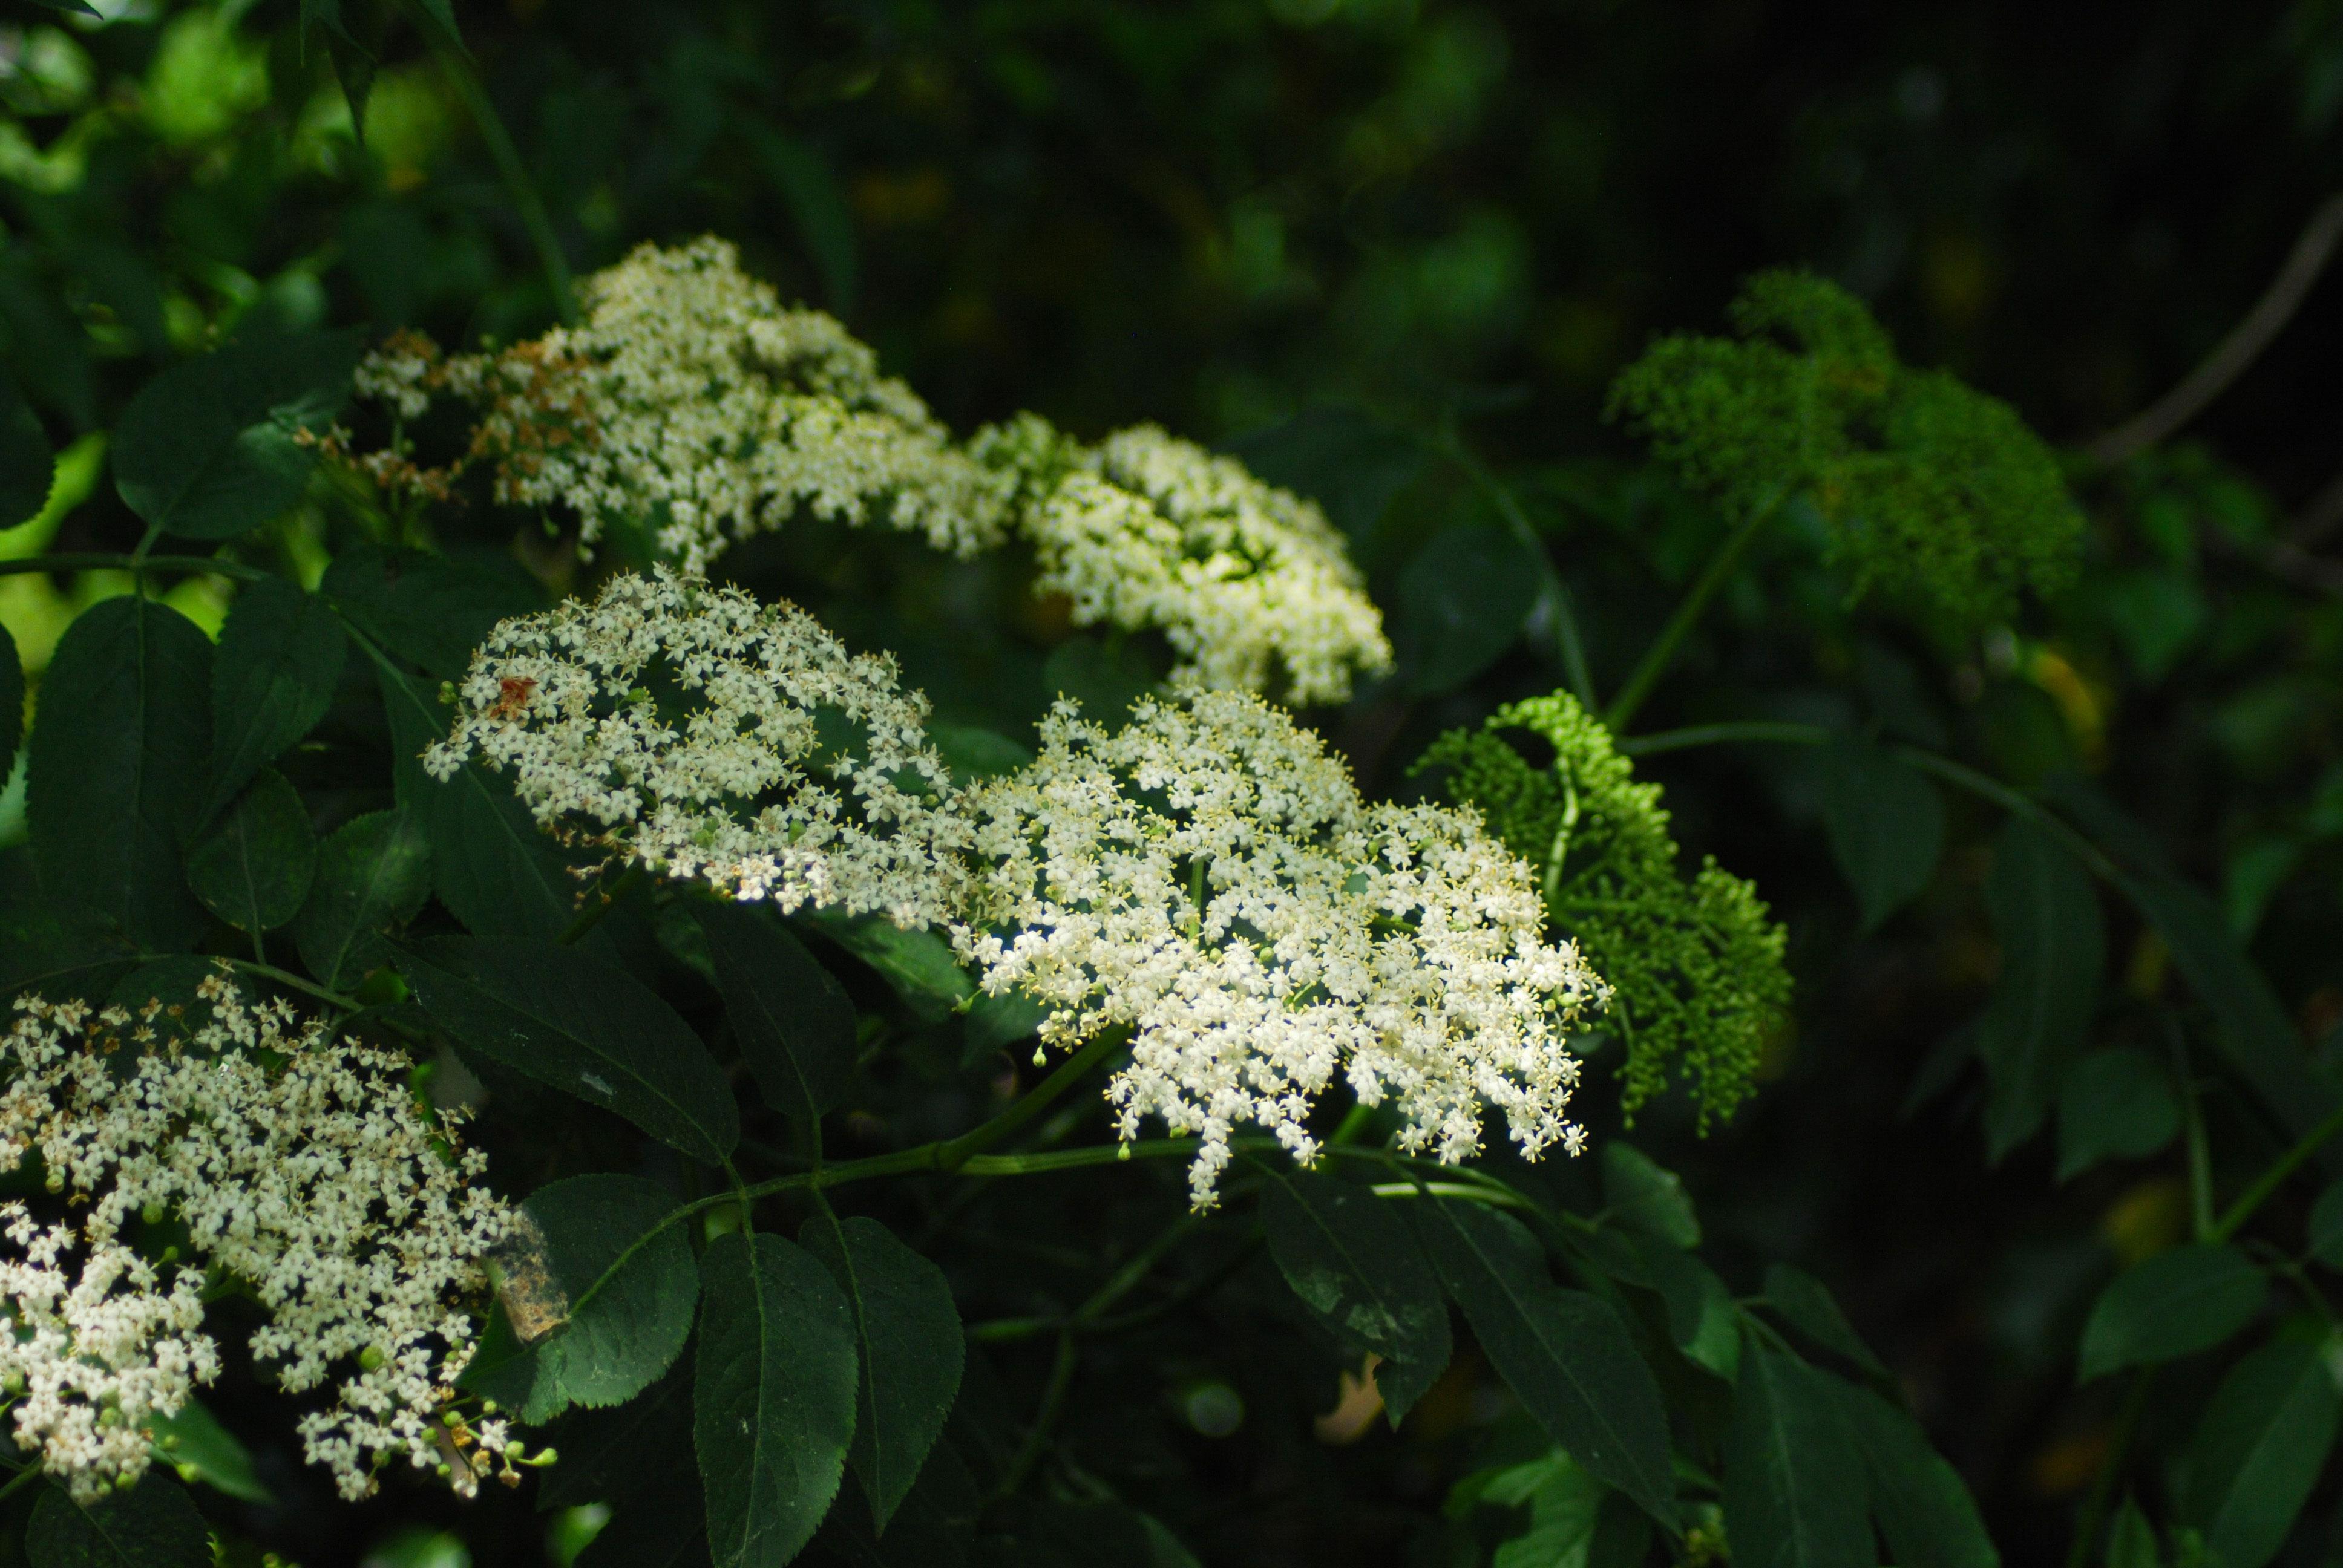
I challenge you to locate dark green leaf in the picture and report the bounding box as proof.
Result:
[292,809,431,991]
[1,624,22,783]
[740,124,857,314]
[25,1475,213,1567]
[1761,1263,1887,1380]
[802,1214,965,1531]
[696,1232,860,1568]
[815,1447,983,1568]
[1601,1142,1701,1248]
[1219,406,1426,552]
[469,1175,697,1422]
[1834,1382,1997,1568]
[2104,1497,2158,1568]
[1818,733,1944,932]
[1414,1198,1677,1527]
[2308,1183,2343,1269]
[1626,1235,1740,1380]
[1395,523,1542,696]
[27,598,212,951]
[205,575,347,822]
[802,912,972,1021]
[184,769,316,934]
[2177,1332,2341,1568]
[364,636,580,942]
[1977,815,2105,1161]
[24,1,103,21]
[324,544,542,680]
[0,368,51,528]
[540,1360,695,1512]
[1262,1171,1451,1421]
[1040,637,1154,723]
[112,332,361,540]
[1722,1343,1875,1568]
[2055,1047,2180,1182]
[929,725,1034,786]
[963,988,1049,1063]
[1468,1449,1604,1568]
[149,1397,274,1505]
[693,901,856,1123]
[395,936,740,1162]
[2077,1244,2266,1382]
[580,1501,711,1568]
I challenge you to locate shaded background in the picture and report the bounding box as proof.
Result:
[5,1,2343,1563]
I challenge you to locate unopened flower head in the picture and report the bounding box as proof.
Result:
[957,687,1602,1206]
[1023,425,1394,705]
[425,569,968,927]
[0,979,511,1501]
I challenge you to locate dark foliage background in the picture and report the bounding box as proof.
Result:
[5,1,2343,1564]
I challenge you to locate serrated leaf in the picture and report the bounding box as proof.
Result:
[1977,815,2105,1161]
[468,1175,696,1423]
[113,332,361,540]
[1833,1381,1997,1568]
[1041,636,1155,723]
[1,624,22,783]
[1395,523,1542,696]
[1819,733,1944,932]
[185,768,316,934]
[149,1397,273,1505]
[539,1360,694,1511]
[802,912,972,1021]
[26,1475,214,1567]
[1413,1198,1676,1527]
[1262,1171,1450,1422]
[815,1445,983,1567]
[693,901,856,1123]
[963,988,1049,1063]
[1761,1263,1887,1381]
[802,1213,965,1532]
[205,576,346,823]
[324,544,542,680]
[1625,1235,1740,1381]
[1219,406,1425,552]
[929,725,1033,786]
[395,936,740,1161]
[0,368,50,529]
[2056,1047,2180,1182]
[27,598,212,952]
[292,809,431,991]
[1601,1142,1700,1248]
[1722,1342,1875,1568]
[696,1232,859,1568]
[2077,1244,2266,1382]
[2177,1332,2341,1568]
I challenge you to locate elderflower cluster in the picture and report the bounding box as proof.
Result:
[1023,425,1394,705]
[957,688,1603,1206]
[0,980,511,1501]
[424,569,969,928]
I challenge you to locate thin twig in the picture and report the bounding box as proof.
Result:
[2085,193,2343,467]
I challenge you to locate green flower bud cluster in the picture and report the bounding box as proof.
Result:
[1605,267,2081,627]
[1417,691,1791,1129]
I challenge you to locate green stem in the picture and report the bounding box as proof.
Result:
[0,554,272,583]
[2168,1018,2214,1241]
[2064,1367,2157,1568]
[0,1465,41,1503]
[1434,433,1596,707]
[1617,720,1832,757]
[2213,1095,2343,1242]
[1603,492,1781,732]
[556,866,646,947]
[412,7,577,325]
[936,1031,1127,1169]
[225,958,364,1016]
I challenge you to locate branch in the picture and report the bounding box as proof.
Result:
[2085,192,2343,467]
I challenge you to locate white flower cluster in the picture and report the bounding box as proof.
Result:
[957,688,1603,1206]
[1024,425,1395,705]
[424,569,968,929]
[340,239,1393,704]
[0,981,512,1501]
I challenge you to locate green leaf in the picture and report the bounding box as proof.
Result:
[692,901,857,1123]
[815,1447,984,1567]
[802,912,972,1021]
[1041,636,1155,723]
[1761,1263,1887,1381]
[539,1361,695,1511]
[739,125,857,314]
[1834,1382,1997,1568]
[1395,522,1542,696]
[1977,815,2105,1162]
[2104,1497,2158,1568]
[2077,1243,2266,1382]
[27,598,213,951]
[1625,1236,1740,1380]
[470,1175,696,1423]
[696,1232,860,1568]
[324,544,542,680]
[1219,406,1426,552]
[802,1213,965,1531]
[1262,1171,1451,1421]
[2307,1182,2343,1269]
[1721,1342,1875,1568]
[184,768,316,934]
[929,725,1034,786]
[395,936,740,1162]
[963,988,1049,1063]
[1818,733,1944,932]
[2055,1047,2180,1182]
[1413,1197,1677,1527]
[0,369,51,529]
[1,624,22,783]
[112,332,361,540]
[1475,1449,1604,1568]
[148,1397,274,1505]
[2177,1332,2341,1568]
[292,809,431,991]
[1600,1142,1701,1248]
[364,635,580,942]
[204,575,347,823]
[25,1475,214,1567]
